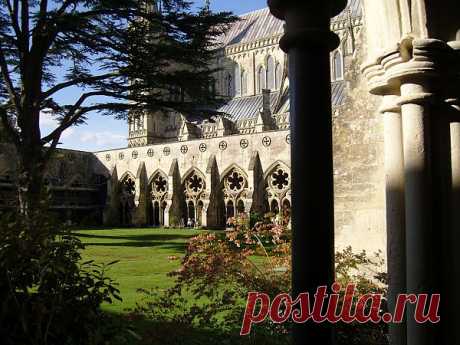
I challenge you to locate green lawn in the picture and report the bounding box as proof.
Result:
[74,228,203,313]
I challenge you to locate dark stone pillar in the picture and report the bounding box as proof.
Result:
[267,1,346,344]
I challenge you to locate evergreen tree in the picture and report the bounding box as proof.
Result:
[0,0,235,218]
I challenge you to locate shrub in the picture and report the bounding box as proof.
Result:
[0,210,124,345]
[133,216,388,345]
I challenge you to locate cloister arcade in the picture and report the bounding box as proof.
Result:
[111,160,291,228]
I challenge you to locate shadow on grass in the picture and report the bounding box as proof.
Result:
[75,232,198,242]
[83,241,188,250]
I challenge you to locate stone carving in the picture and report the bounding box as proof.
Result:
[199,143,207,152]
[219,141,228,150]
[150,172,168,202]
[262,136,272,147]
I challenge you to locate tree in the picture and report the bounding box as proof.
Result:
[0,0,235,218]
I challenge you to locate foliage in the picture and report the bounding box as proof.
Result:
[0,211,127,345]
[0,0,237,212]
[133,216,388,345]
[249,211,263,228]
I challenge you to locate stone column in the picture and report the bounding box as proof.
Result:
[381,95,407,345]
[447,98,460,345]
[445,39,460,345]
[399,78,436,345]
[201,201,209,227]
[163,200,172,227]
[268,1,346,344]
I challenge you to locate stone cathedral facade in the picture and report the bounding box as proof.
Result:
[0,0,387,253]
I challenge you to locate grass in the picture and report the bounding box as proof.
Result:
[74,227,203,313]
[73,228,281,345]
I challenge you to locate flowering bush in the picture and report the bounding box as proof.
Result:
[134,215,388,345]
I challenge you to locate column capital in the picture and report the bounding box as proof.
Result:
[363,38,457,96]
[267,0,347,52]
[267,0,347,20]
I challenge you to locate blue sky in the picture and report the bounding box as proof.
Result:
[41,0,269,152]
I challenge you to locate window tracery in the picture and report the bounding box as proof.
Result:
[150,173,168,202]
[266,165,291,214]
[223,168,248,204]
[183,170,206,202]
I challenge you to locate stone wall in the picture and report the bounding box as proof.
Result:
[332,24,386,254]
[95,129,291,228]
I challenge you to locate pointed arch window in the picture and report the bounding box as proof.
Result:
[241,70,248,96]
[343,36,351,56]
[257,66,266,94]
[266,55,275,90]
[234,64,241,96]
[275,63,282,89]
[226,73,233,97]
[332,50,343,81]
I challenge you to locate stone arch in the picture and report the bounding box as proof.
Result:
[220,163,248,182]
[181,167,206,186]
[119,171,136,183]
[237,199,245,213]
[263,161,291,181]
[264,161,291,217]
[221,164,250,222]
[266,55,276,90]
[181,168,207,224]
[332,50,344,81]
[148,169,168,183]
[257,65,266,93]
[270,199,280,213]
[148,169,169,226]
[119,172,136,226]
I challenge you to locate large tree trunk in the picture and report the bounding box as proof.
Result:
[17,141,48,222]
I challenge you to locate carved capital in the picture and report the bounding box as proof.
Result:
[268,0,347,20]
[268,0,346,53]
[363,38,458,96]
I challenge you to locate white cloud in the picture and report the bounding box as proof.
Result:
[61,127,75,139]
[79,131,126,147]
[40,112,59,129]
[39,111,126,151]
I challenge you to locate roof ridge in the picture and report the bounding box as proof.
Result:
[237,7,269,18]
